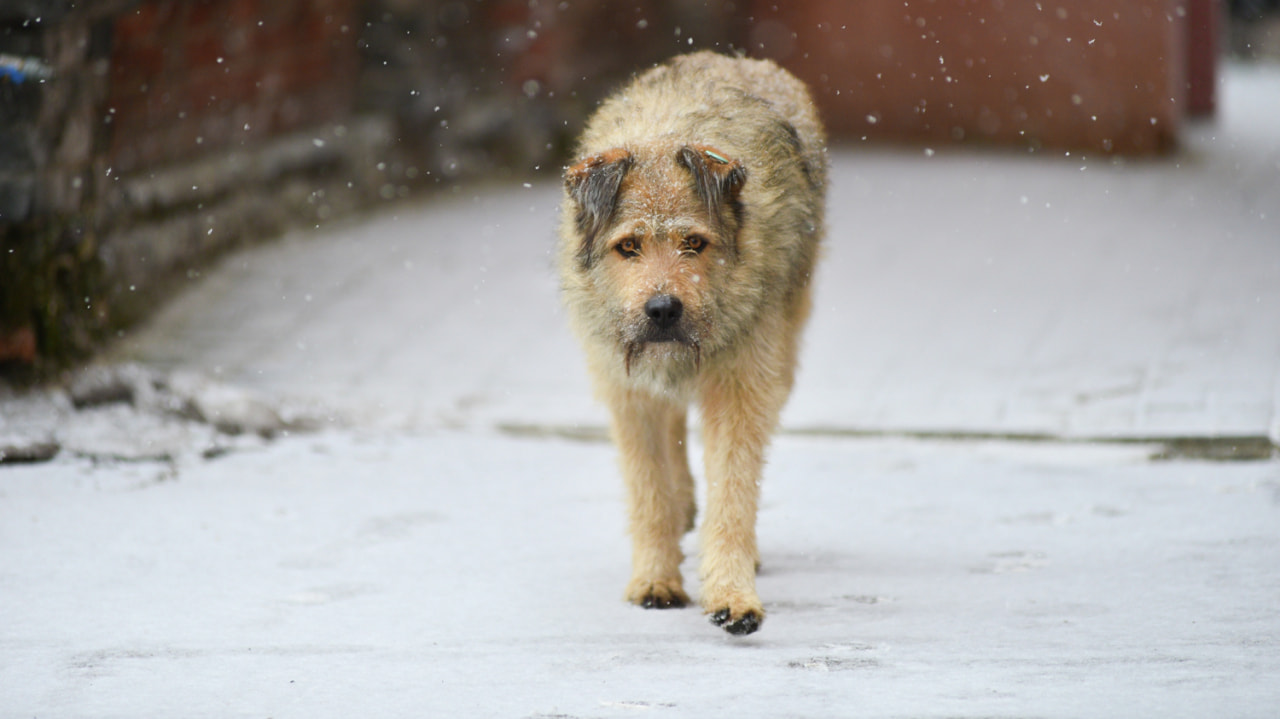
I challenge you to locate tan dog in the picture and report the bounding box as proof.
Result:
[557,51,827,635]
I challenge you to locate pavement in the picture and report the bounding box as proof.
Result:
[2,64,1279,717]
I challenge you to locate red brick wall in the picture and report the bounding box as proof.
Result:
[1185,0,1220,115]
[749,0,1189,154]
[106,0,360,173]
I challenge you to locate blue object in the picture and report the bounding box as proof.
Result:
[0,54,55,84]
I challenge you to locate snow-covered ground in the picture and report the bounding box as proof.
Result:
[2,63,1279,717]
[3,432,1278,717]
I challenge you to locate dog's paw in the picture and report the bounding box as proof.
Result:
[709,606,763,635]
[704,590,765,635]
[625,578,689,609]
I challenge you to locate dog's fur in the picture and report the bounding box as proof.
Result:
[557,51,827,635]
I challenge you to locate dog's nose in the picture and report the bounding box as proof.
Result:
[644,294,683,329]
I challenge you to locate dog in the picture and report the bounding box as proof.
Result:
[557,51,827,635]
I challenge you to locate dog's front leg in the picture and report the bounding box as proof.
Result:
[607,388,692,609]
[697,367,786,635]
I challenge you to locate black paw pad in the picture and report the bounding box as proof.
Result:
[709,608,762,635]
[641,592,686,609]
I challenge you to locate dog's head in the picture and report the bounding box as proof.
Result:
[564,144,748,377]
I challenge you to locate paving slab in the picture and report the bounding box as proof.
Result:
[2,433,1278,717]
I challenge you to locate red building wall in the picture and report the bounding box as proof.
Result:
[106,0,360,173]
[749,0,1195,154]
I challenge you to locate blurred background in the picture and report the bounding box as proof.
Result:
[0,0,1275,377]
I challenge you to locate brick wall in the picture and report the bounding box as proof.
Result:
[749,0,1193,154]
[357,0,735,181]
[107,0,360,173]
[0,0,384,375]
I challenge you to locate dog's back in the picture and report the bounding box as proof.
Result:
[577,52,826,191]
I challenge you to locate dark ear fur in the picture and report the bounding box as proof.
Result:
[565,149,634,266]
[676,145,747,231]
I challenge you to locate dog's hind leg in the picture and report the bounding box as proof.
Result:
[668,408,698,534]
[607,388,692,609]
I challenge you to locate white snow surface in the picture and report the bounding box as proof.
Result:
[3,433,1278,717]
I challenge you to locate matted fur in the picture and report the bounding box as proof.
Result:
[558,51,827,635]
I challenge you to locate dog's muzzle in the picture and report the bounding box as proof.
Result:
[624,294,700,375]
[643,294,683,336]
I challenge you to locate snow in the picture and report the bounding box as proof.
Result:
[2,432,1278,717]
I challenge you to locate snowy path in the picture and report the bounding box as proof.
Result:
[3,433,1277,717]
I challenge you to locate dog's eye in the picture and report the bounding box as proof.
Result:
[683,235,709,253]
[616,237,641,258]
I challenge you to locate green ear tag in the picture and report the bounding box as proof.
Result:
[704,150,729,164]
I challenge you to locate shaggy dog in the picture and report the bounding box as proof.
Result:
[557,51,827,635]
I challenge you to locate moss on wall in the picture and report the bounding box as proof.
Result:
[0,214,105,380]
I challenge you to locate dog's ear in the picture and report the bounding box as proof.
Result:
[677,145,747,229]
[565,148,634,266]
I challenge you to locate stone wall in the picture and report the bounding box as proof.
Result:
[0,0,386,376]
